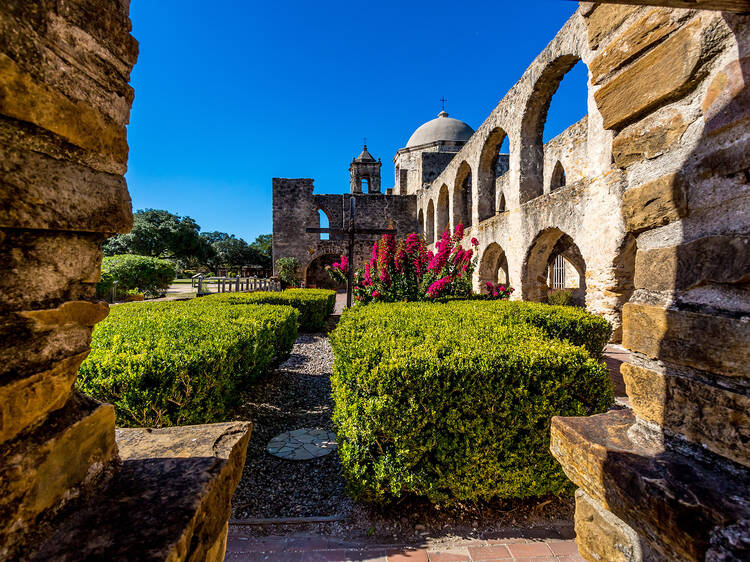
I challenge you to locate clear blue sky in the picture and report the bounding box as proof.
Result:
[125,0,586,243]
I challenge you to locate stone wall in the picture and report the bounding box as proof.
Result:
[551,3,750,560]
[273,178,417,277]
[0,1,251,559]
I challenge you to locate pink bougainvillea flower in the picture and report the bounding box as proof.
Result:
[454,223,464,238]
[471,237,479,247]
[371,290,381,299]
[426,277,451,298]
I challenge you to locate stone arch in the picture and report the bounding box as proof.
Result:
[436,184,450,238]
[519,54,585,203]
[305,253,346,290]
[426,199,435,245]
[417,208,425,236]
[477,127,509,221]
[522,227,586,305]
[497,191,507,213]
[478,242,509,292]
[452,161,472,230]
[550,160,566,191]
[317,208,331,240]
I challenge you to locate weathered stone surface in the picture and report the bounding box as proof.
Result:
[0,392,116,559]
[574,489,643,562]
[0,52,129,163]
[18,300,108,330]
[0,141,133,232]
[621,173,687,233]
[0,352,88,445]
[595,19,704,130]
[622,303,750,379]
[622,362,750,467]
[551,409,750,561]
[612,108,690,168]
[703,55,750,137]
[588,0,750,13]
[0,229,102,311]
[586,3,639,50]
[634,235,750,291]
[24,422,252,562]
[590,8,682,85]
[698,135,750,178]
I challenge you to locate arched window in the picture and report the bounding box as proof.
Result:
[318,209,329,240]
[453,161,472,230]
[437,184,449,237]
[361,178,369,192]
[478,128,509,221]
[520,56,588,203]
[426,200,435,245]
[550,161,566,191]
[498,192,506,212]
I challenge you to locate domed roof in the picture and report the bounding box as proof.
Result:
[406,111,474,148]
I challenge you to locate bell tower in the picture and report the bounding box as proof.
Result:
[349,143,381,194]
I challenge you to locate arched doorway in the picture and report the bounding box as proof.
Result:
[523,228,586,305]
[305,254,346,290]
[478,242,509,292]
[436,184,449,239]
[453,161,472,230]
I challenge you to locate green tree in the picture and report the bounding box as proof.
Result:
[201,232,263,271]
[250,234,272,267]
[103,209,214,264]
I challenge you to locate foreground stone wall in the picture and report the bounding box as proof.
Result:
[0,1,251,559]
[551,3,750,560]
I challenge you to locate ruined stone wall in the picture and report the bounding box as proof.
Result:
[542,117,588,192]
[273,178,417,277]
[550,3,750,560]
[0,2,251,559]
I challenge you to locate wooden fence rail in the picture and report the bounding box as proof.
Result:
[194,275,281,295]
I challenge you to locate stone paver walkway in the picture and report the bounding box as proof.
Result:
[225,532,583,561]
[267,428,338,460]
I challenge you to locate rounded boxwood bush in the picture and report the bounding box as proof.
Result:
[329,301,613,505]
[77,300,298,427]
[97,254,176,299]
[193,288,336,332]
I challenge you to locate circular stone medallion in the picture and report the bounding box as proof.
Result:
[267,428,338,460]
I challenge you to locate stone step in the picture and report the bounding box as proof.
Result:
[20,421,252,562]
[551,408,750,560]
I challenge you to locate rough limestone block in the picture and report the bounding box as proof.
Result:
[24,422,253,562]
[0,229,102,311]
[622,303,750,379]
[622,362,750,467]
[0,52,129,164]
[0,392,117,559]
[621,173,687,233]
[0,351,89,445]
[0,140,133,233]
[1,301,108,379]
[702,55,750,137]
[586,3,640,50]
[594,19,705,130]
[634,235,750,291]
[574,489,643,562]
[612,108,690,168]
[551,409,750,561]
[590,8,683,85]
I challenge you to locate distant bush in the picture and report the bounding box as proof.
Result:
[329,300,613,505]
[546,289,573,307]
[78,300,298,427]
[275,257,301,288]
[195,288,336,331]
[97,254,176,300]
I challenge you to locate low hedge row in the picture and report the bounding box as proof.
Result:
[330,301,613,505]
[77,300,298,427]
[194,288,336,331]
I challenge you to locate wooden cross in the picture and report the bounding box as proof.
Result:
[306,196,395,308]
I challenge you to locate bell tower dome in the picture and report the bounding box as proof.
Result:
[349,143,381,194]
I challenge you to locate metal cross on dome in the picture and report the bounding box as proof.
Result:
[440,97,447,111]
[306,196,395,308]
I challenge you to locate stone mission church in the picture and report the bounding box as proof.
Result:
[273,109,509,290]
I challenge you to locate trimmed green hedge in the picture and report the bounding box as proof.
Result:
[330,301,613,505]
[444,300,612,359]
[194,288,336,331]
[77,300,298,427]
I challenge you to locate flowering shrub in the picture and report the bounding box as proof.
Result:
[484,281,514,300]
[329,224,482,304]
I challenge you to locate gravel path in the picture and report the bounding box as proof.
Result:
[231,334,354,519]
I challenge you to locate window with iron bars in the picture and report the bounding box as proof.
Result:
[552,254,566,289]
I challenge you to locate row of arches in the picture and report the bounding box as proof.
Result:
[418,51,587,242]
